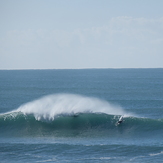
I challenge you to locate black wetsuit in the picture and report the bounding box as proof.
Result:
[118,120,123,124]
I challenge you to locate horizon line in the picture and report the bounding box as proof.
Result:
[0,67,163,70]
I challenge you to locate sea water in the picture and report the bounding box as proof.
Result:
[0,69,163,162]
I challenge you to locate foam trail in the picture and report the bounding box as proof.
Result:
[16,94,131,121]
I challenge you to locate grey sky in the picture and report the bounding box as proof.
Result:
[0,0,163,69]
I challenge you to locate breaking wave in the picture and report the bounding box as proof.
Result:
[15,93,129,120]
[1,94,162,138]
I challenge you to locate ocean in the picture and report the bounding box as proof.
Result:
[0,69,163,162]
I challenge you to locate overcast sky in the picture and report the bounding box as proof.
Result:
[0,0,163,69]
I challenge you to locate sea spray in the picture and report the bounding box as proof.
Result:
[16,93,129,121]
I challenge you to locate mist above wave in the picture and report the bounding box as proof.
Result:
[16,93,129,121]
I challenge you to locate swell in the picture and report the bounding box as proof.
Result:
[1,93,162,138]
[0,111,163,138]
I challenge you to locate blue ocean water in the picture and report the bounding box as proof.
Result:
[0,69,163,162]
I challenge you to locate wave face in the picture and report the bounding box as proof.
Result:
[0,94,162,138]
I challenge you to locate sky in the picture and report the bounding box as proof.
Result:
[0,0,163,69]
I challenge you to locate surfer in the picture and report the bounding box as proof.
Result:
[72,114,79,117]
[117,116,124,125]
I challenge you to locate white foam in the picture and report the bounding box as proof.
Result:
[149,151,163,156]
[16,93,129,120]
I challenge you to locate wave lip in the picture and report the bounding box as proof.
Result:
[15,93,129,121]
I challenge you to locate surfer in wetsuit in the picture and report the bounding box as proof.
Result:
[117,116,123,125]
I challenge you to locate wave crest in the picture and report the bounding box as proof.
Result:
[16,93,128,121]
